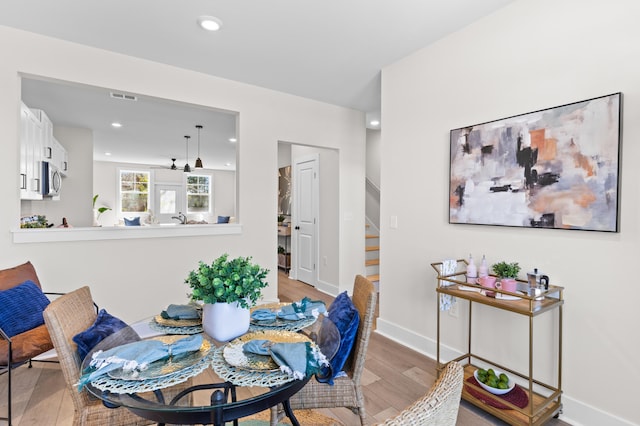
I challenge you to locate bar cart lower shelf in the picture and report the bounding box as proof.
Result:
[458,364,562,426]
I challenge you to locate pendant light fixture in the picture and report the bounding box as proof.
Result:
[170,158,177,170]
[183,135,191,173]
[195,124,204,168]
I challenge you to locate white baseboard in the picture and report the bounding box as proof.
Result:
[559,397,637,426]
[375,318,634,426]
[315,279,339,298]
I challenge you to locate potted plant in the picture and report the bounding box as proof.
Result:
[277,214,285,226]
[491,261,521,279]
[92,194,112,226]
[492,261,521,293]
[185,253,269,341]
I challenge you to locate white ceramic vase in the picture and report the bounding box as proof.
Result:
[201,301,250,342]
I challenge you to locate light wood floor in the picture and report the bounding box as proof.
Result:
[0,272,569,425]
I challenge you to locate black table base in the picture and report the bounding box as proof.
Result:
[100,377,309,426]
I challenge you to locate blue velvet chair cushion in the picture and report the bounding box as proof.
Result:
[124,217,141,226]
[0,280,50,337]
[72,309,128,360]
[217,216,230,223]
[316,291,359,384]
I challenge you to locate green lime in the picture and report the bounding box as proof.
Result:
[499,373,509,383]
[487,368,496,377]
[498,381,509,389]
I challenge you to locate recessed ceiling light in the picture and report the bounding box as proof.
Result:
[225,162,232,166]
[111,122,122,128]
[105,152,112,156]
[229,137,237,143]
[198,16,223,31]
[370,120,380,126]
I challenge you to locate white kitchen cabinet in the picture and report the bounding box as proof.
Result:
[60,141,69,175]
[34,108,67,174]
[20,104,68,200]
[51,137,68,175]
[19,102,43,200]
[34,108,53,161]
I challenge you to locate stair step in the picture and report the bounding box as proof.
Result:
[367,274,380,282]
[365,234,378,239]
[365,259,380,266]
[365,245,380,252]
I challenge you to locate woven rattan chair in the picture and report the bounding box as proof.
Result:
[43,286,192,426]
[377,361,463,426]
[271,274,378,425]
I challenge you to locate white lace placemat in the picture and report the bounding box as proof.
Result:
[149,320,203,335]
[248,315,317,333]
[88,349,213,394]
[211,346,296,388]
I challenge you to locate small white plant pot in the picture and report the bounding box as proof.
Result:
[201,301,250,342]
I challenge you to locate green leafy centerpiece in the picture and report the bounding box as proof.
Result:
[491,261,521,279]
[185,253,269,341]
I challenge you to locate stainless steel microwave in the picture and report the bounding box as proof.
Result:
[42,161,62,197]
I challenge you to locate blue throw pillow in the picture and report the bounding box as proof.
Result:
[316,291,359,384]
[72,309,128,360]
[0,280,50,337]
[124,217,140,226]
[217,216,230,223]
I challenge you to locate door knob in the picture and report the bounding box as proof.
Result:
[295,226,300,230]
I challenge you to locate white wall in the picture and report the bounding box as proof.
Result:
[92,161,119,225]
[380,1,639,425]
[366,129,381,188]
[212,170,236,219]
[1,26,364,324]
[277,142,292,169]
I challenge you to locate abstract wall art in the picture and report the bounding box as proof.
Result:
[449,93,622,232]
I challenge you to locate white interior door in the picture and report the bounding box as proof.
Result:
[293,155,319,286]
[154,183,184,223]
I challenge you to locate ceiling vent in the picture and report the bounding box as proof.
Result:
[110,92,137,101]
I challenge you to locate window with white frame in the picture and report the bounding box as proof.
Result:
[186,174,211,214]
[119,170,150,214]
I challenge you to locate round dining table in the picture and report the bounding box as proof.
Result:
[85,369,309,426]
[81,310,338,426]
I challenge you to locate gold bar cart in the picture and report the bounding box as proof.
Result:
[432,260,563,425]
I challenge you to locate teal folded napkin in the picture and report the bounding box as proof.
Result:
[160,304,200,320]
[77,334,203,390]
[242,339,328,380]
[242,339,272,355]
[251,309,277,322]
[276,298,326,321]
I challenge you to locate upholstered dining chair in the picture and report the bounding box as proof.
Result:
[43,286,192,426]
[0,261,59,426]
[271,274,378,426]
[376,361,464,426]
